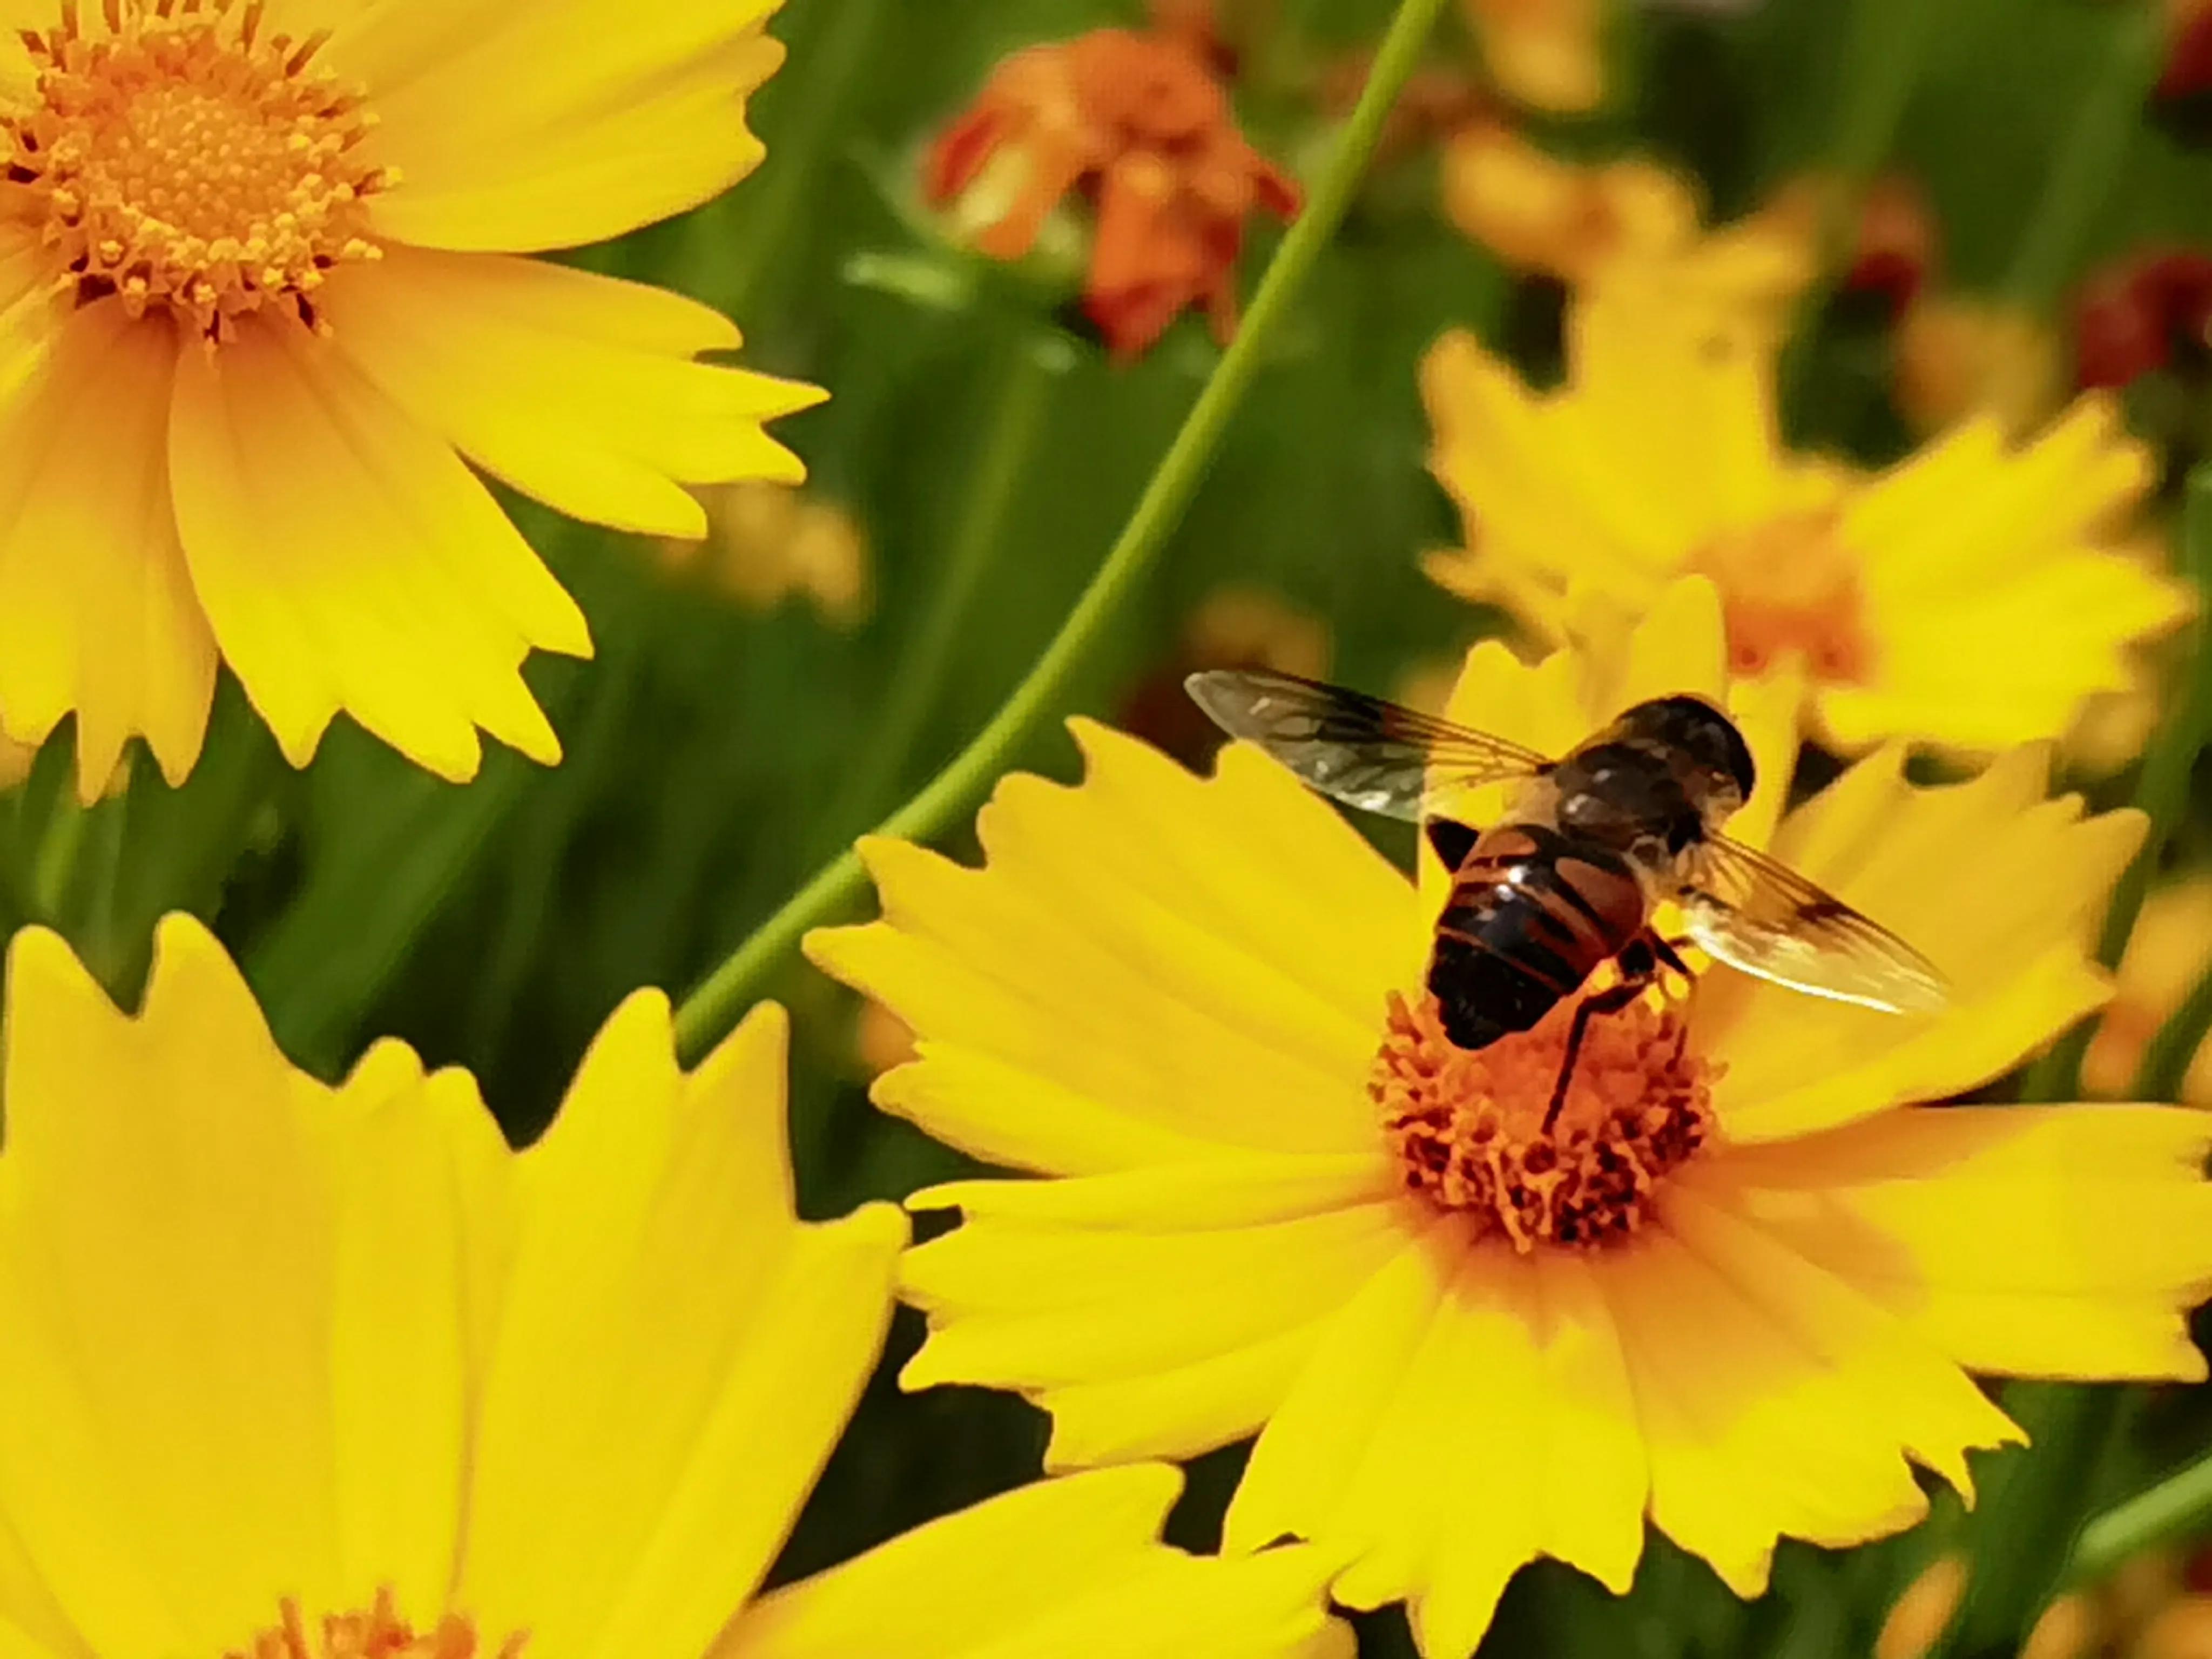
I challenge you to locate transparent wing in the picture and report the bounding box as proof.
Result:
[1678,833,1949,1014]
[1184,669,1553,821]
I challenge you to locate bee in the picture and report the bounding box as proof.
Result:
[1186,669,1947,1127]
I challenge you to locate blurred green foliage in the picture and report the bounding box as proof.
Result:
[16,0,2212,1653]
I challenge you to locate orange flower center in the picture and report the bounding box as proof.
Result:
[1370,984,1717,1251]
[1688,510,1877,685]
[226,1591,525,1659]
[4,0,390,342]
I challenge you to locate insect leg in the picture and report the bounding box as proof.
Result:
[1542,959,1660,1133]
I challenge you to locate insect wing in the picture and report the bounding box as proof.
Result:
[1184,669,1552,821]
[1679,834,1948,1014]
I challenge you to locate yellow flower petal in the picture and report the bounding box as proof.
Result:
[1701,746,2141,1140]
[0,300,214,798]
[167,315,588,779]
[1224,1232,1647,1656]
[460,996,905,1659]
[899,1160,1402,1466]
[1720,1104,2212,1380]
[725,1465,1350,1659]
[324,248,822,539]
[805,723,1421,1170]
[327,1041,511,1620]
[1601,1202,2014,1598]
[0,917,352,1655]
[349,2,785,253]
[1422,329,1681,592]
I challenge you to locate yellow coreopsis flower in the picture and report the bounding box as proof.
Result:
[807,577,2212,1659]
[0,0,824,799]
[1422,280,2189,754]
[0,915,1352,1659]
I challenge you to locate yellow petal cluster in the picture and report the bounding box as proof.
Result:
[0,914,1350,1659]
[1422,281,2189,756]
[808,578,2212,1658]
[0,0,823,798]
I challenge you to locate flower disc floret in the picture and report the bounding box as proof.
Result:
[1373,986,1715,1250]
[227,1593,522,1659]
[1688,509,1877,683]
[5,0,390,342]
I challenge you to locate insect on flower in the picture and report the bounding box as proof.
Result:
[1188,669,1948,1124]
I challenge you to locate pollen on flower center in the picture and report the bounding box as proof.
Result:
[4,0,393,342]
[226,1589,526,1659]
[1688,510,1877,685]
[1370,985,1717,1251]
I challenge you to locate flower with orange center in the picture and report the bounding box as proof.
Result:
[0,0,824,799]
[924,25,1299,360]
[0,912,1354,1659]
[805,577,2212,1658]
[1422,278,2189,753]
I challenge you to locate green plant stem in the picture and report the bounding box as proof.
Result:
[2001,7,2162,313]
[667,0,1453,1063]
[2022,466,2212,1102]
[2068,1447,2212,1586]
[810,332,1063,859]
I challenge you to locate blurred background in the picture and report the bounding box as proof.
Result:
[18,0,2212,1653]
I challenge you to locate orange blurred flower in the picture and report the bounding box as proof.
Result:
[1441,123,1812,330]
[925,26,1300,360]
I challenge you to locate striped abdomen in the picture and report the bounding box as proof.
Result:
[1426,822,1650,1050]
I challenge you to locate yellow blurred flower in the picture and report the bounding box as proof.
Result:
[1440,123,1811,328]
[0,914,1351,1659]
[1184,584,1332,681]
[1462,0,1606,113]
[1423,281,2188,753]
[2083,873,2212,1104]
[1894,293,2067,439]
[807,578,2212,1657]
[1876,1554,1968,1659]
[662,482,872,629]
[2141,1596,2212,1659]
[0,0,823,799]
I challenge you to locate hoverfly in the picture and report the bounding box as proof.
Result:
[1186,669,1947,1127]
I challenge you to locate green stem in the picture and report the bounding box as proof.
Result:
[667,0,1453,1063]
[2001,8,2162,313]
[2022,465,2212,1102]
[2068,1447,2212,1586]
[810,332,1064,859]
